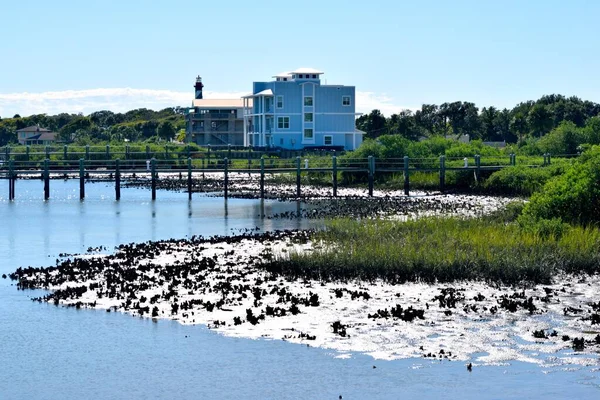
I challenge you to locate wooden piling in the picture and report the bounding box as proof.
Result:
[260,156,265,199]
[85,145,90,160]
[296,156,301,198]
[224,157,229,199]
[115,159,121,201]
[79,159,85,200]
[63,145,68,161]
[368,156,374,197]
[26,146,30,162]
[332,155,338,197]
[404,156,410,196]
[8,159,14,200]
[475,155,481,181]
[439,155,446,193]
[44,158,50,200]
[106,145,110,160]
[151,158,156,200]
[187,157,192,200]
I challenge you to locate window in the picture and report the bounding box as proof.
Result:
[304,128,313,140]
[283,78,288,81]
[304,113,313,122]
[277,116,290,129]
[292,74,296,79]
[342,96,351,106]
[299,74,303,79]
[276,95,283,109]
[304,96,313,106]
[324,136,332,145]
[312,74,317,79]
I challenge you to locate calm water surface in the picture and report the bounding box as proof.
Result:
[0,180,598,399]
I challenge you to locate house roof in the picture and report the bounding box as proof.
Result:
[242,89,274,98]
[272,71,292,78]
[17,125,52,133]
[289,68,324,75]
[191,98,248,108]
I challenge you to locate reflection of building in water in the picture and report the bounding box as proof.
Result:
[185,76,251,146]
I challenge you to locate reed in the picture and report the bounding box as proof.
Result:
[261,217,600,285]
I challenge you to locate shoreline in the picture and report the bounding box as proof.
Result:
[9,228,600,368]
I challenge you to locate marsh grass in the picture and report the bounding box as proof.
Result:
[262,217,600,284]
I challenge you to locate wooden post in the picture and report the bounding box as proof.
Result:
[368,156,374,197]
[125,144,130,160]
[26,145,30,162]
[260,156,265,199]
[45,146,50,159]
[79,158,85,200]
[106,145,110,160]
[547,153,551,165]
[224,157,229,199]
[228,144,232,159]
[44,158,50,200]
[146,145,151,160]
[332,155,338,197]
[8,159,14,200]
[115,159,121,201]
[151,158,157,200]
[186,144,191,158]
[63,145,68,161]
[439,155,446,193]
[4,146,9,161]
[247,147,252,172]
[187,157,192,200]
[207,145,211,168]
[296,156,301,198]
[85,145,90,160]
[475,155,481,181]
[404,156,410,196]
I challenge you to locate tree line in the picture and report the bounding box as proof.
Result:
[356,94,600,144]
[0,108,186,146]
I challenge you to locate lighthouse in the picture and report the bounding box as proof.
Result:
[194,75,204,99]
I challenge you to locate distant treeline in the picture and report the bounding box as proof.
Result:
[357,94,600,144]
[0,107,186,146]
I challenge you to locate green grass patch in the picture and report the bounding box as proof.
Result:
[261,217,600,285]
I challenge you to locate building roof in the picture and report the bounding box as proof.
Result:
[23,131,56,141]
[17,125,52,133]
[289,68,324,75]
[192,98,248,108]
[242,89,274,98]
[272,71,292,78]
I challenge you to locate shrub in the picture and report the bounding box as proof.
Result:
[521,146,600,225]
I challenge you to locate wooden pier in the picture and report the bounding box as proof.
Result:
[0,153,554,201]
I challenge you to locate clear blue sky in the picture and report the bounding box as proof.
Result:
[1,0,599,116]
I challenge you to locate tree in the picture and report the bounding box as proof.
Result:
[157,121,176,141]
[356,110,387,139]
[527,104,553,137]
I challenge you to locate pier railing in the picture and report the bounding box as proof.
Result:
[0,153,567,201]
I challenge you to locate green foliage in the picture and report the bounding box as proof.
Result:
[521,146,600,225]
[538,121,586,155]
[357,94,600,145]
[483,164,566,196]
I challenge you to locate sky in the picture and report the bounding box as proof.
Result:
[1,0,599,117]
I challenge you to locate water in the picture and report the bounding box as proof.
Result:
[1,180,599,399]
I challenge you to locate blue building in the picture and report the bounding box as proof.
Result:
[242,68,363,150]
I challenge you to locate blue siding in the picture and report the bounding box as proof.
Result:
[249,75,361,150]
